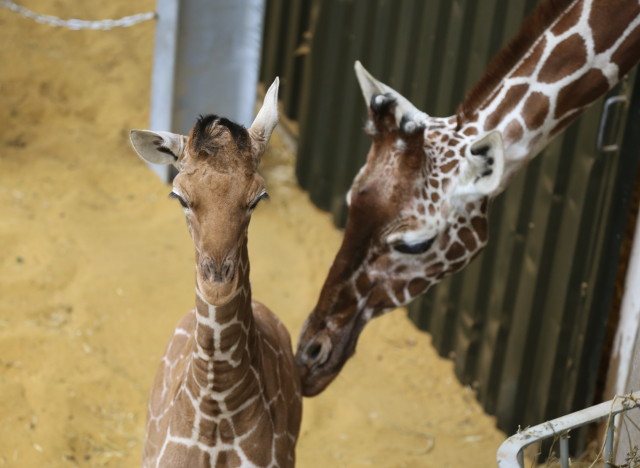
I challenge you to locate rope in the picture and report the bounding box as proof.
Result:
[0,1,156,30]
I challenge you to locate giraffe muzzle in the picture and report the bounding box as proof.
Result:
[200,256,236,283]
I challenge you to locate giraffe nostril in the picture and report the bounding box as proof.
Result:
[305,342,322,361]
[200,257,235,283]
[221,259,235,282]
[201,257,216,281]
[302,335,332,368]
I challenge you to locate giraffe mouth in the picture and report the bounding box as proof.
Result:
[196,263,242,306]
[194,250,245,305]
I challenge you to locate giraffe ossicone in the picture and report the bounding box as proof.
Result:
[131,78,302,467]
[296,0,640,397]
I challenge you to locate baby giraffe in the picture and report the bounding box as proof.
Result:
[130,79,302,468]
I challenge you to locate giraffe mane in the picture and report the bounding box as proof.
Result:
[456,0,575,128]
[190,114,251,156]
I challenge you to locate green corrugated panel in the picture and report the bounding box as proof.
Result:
[260,0,310,120]
[392,0,426,92]
[297,0,355,215]
[325,0,374,223]
[449,0,506,381]
[260,0,288,84]
[407,1,445,108]
[280,1,310,119]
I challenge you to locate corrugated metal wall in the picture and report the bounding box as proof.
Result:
[261,0,640,440]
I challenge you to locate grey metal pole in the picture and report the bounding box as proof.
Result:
[604,415,615,466]
[148,0,266,181]
[172,0,265,133]
[559,435,569,468]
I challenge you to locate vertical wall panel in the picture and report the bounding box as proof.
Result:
[261,0,640,442]
[260,0,286,84]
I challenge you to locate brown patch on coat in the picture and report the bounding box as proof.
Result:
[216,450,241,468]
[471,216,488,242]
[590,0,640,54]
[458,227,477,252]
[394,265,408,275]
[554,68,609,118]
[445,242,466,261]
[408,278,430,296]
[425,262,444,276]
[162,443,211,466]
[512,37,546,78]
[355,270,373,292]
[504,119,524,144]
[539,34,587,83]
[440,160,457,173]
[551,0,582,35]
[367,285,392,309]
[240,413,272,466]
[484,84,529,131]
[523,92,550,130]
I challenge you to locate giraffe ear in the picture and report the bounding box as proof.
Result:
[130,130,186,166]
[457,130,505,197]
[354,61,426,128]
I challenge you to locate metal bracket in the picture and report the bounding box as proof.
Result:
[597,95,628,153]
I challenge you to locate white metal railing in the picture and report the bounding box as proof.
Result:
[0,1,155,30]
[497,391,640,467]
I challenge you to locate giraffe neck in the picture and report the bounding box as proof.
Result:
[459,0,640,187]
[189,243,259,409]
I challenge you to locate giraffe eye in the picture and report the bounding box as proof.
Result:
[392,237,435,254]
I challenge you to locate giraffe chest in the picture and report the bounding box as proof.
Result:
[142,307,301,468]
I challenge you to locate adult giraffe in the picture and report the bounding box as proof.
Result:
[296,0,640,396]
[130,79,302,467]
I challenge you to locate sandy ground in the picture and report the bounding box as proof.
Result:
[0,1,506,466]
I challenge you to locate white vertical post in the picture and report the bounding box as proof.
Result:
[609,205,640,462]
[611,209,640,395]
[148,0,180,181]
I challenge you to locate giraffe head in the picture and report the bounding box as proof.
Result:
[130,79,279,306]
[296,63,506,395]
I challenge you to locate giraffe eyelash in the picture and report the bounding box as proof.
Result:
[169,191,189,209]
[248,192,269,211]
